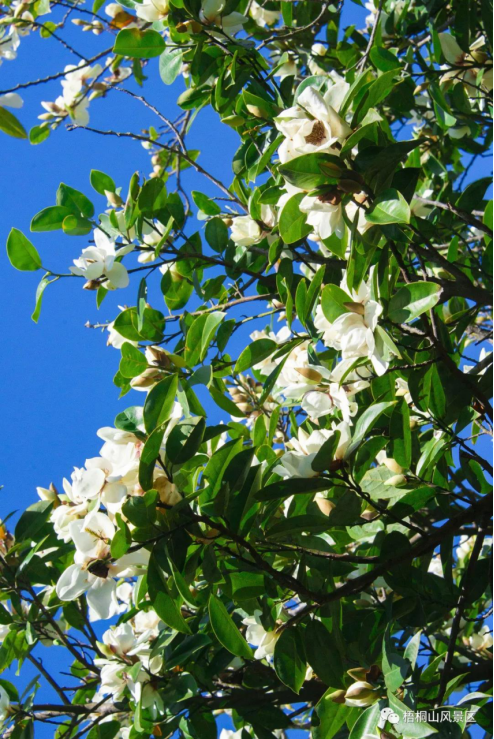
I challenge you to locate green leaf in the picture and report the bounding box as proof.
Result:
[312,692,350,739]
[15,501,52,542]
[278,153,343,190]
[273,627,306,694]
[57,183,94,218]
[304,620,344,688]
[119,342,147,379]
[352,69,400,126]
[114,406,144,434]
[31,206,73,232]
[404,630,422,670]
[389,399,411,469]
[365,188,411,225]
[0,106,27,139]
[154,591,191,634]
[6,228,41,271]
[348,703,381,739]
[166,417,206,464]
[234,339,277,374]
[311,432,341,472]
[90,169,116,196]
[382,625,409,692]
[113,28,166,59]
[205,218,229,252]
[209,386,246,418]
[110,516,132,559]
[279,193,313,244]
[346,401,397,456]
[208,595,252,659]
[320,284,353,322]
[143,375,179,434]
[139,427,166,491]
[256,477,330,502]
[29,125,50,145]
[32,274,56,323]
[192,191,221,216]
[159,47,184,85]
[388,282,442,323]
[62,215,93,236]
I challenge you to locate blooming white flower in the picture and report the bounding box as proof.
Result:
[314,275,388,376]
[439,33,493,93]
[249,0,279,26]
[135,0,169,21]
[200,0,246,35]
[40,61,104,125]
[70,228,131,289]
[469,624,493,652]
[0,686,10,722]
[274,422,351,479]
[0,92,23,109]
[56,511,149,620]
[0,27,20,65]
[242,615,279,660]
[230,216,262,247]
[275,84,351,164]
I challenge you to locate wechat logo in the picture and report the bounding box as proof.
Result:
[380,707,399,725]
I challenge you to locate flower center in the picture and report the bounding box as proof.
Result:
[317,190,342,206]
[304,120,326,146]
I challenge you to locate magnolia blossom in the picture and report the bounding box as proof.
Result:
[56,511,149,620]
[0,686,9,722]
[0,27,20,64]
[40,61,104,125]
[242,615,279,660]
[249,0,279,26]
[70,228,131,289]
[250,325,291,375]
[300,194,367,242]
[315,276,388,376]
[469,625,493,652]
[274,422,351,479]
[0,92,23,109]
[230,206,275,247]
[275,84,351,164]
[200,0,246,35]
[439,33,493,93]
[135,0,169,21]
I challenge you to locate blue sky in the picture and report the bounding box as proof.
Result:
[0,2,490,736]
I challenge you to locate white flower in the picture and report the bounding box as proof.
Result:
[219,730,244,739]
[249,0,279,26]
[274,58,298,79]
[135,0,169,21]
[0,92,23,109]
[275,84,351,164]
[200,0,246,35]
[311,43,327,57]
[249,325,291,375]
[242,615,279,660]
[314,275,388,376]
[469,625,493,652]
[0,27,20,65]
[230,215,262,247]
[70,228,131,289]
[274,423,351,479]
[300,195,367,242]
[56,511,148,620]
[107,320,137,349]
[0,686,10,722]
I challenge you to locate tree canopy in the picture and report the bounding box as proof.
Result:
[1,1,493,738]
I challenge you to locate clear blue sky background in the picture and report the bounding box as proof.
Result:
[0,2,490,736]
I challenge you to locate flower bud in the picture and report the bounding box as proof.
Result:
[344,301,365,315]
[344,681,380,707]
[295,367,323,382]
[311,43,327,56]
[83,279,101,290]
[383,457,403,474]
[384,474,407,487]
[315,494,335,517]
[130,368,162,389]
